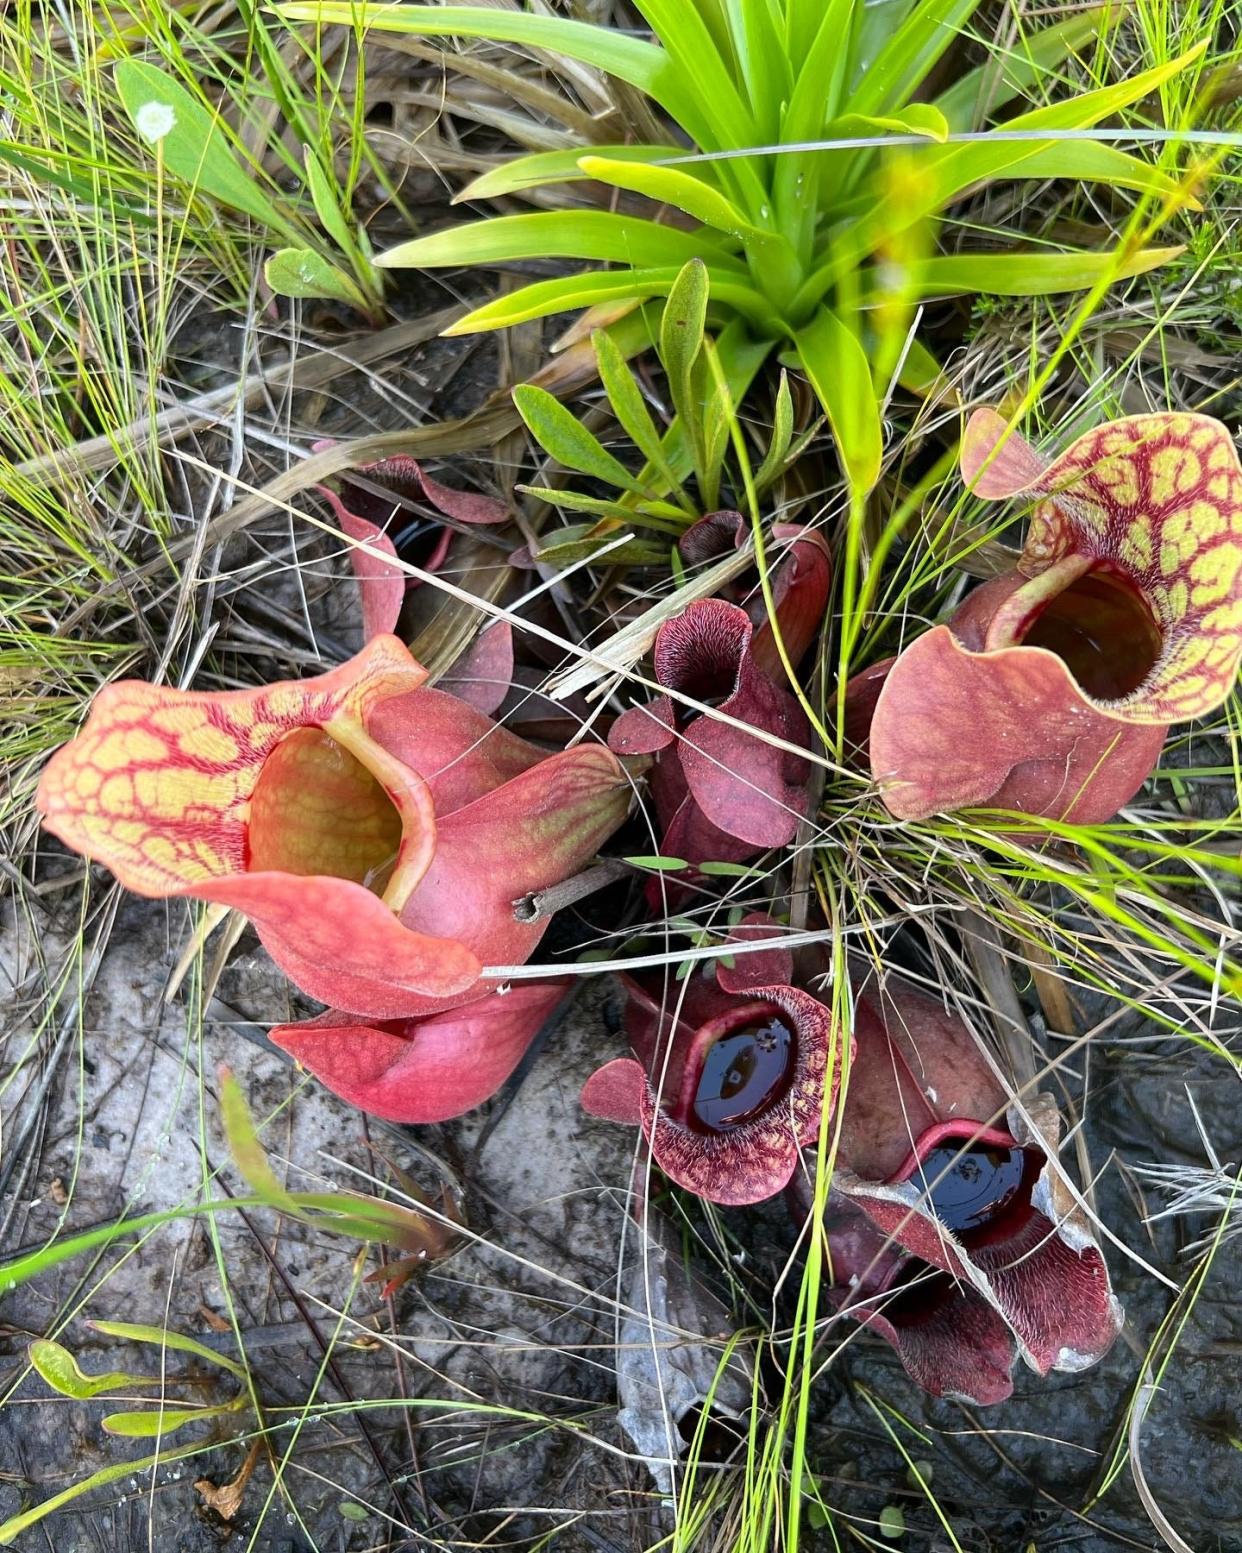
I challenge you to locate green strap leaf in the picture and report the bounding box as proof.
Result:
[986,142,1191,203]
[89,1320,249,1382]
[592,328,688,503]
[793,306,882,494]
[576,156,763,242]
[220,1067,301,1216]
[101,1402,239,1438]
[876,243,1184,298]
[625,0,759,151]
[848,0,988,116]
[934,7,1112,131]
[444,265,775,336]
[29,1340,157,1401]
[377,210,744,273]
[827,105,950,142]
[513,384,647,494]
[114,60,288,232]
[456,144,688,203]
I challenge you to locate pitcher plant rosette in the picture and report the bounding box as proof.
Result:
[608,597,817,877]
[581,919,849,1206]
[791,972,1121,1405]
[864,409,1242,824]
[36,635,631,1022]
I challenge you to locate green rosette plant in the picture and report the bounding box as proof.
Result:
[279,0,1205,489]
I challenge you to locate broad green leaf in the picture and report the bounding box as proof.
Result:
[29,1340,156,1401]
[445,265,776,336]
[827,105,949,142]
[697,860,766,877]
[220,1067,301,1216]
[592,329,687,502]
[793,306,882,493]
[576,157,762,241]
[377,210,743,273]
[302,145,355,253]
[624,854,691,871]
[456,144,687,203]
[264,248,370,308]
[753,370,794,494]
[513,385,647,494]
[102,1403,236,1438]
[884,243,1183,297]
[89,1320,248,1381]
[114,60,287,230]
